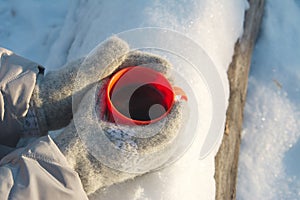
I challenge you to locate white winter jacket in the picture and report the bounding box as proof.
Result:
[0,48,89,200]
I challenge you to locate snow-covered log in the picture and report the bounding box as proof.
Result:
[215,0,265,199]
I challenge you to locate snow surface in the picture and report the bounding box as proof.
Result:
[237,0,300,199]
[0,0,249,199]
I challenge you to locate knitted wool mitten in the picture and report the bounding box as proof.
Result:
[31,37,129,134]
[52,38,187,195]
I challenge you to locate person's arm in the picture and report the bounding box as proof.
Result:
[0,47,45,147]
[0,47,89,200]
[0,136,89,200]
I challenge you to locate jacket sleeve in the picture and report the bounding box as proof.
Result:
[0,135,89,200]
[0,47,45,147]
[0,48,89,199]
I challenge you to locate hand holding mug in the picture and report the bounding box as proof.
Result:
[53,37,188,195]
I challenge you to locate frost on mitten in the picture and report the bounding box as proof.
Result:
[52,49,188,195]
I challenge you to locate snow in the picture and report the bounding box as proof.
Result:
[237,0,300,199]
[0,0,249,199]
[0,0,69,64]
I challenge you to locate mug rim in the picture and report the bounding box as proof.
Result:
[106,66,176,125]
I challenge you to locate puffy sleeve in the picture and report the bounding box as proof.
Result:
[0,135,89,200]
[0,47,44,147]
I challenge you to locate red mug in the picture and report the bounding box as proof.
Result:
[106,66,187,125]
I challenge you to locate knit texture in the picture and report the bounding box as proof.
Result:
[31,37,129,131]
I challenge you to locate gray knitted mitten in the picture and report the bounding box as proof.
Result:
[30,37,129,134]
[53,40,187,195]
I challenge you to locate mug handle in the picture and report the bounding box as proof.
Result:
[174,86,188,101]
